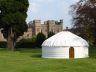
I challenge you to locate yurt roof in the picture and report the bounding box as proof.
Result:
[42,31,89,47]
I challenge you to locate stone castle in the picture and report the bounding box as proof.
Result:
[0,19,63,41]
[22,19,63,39]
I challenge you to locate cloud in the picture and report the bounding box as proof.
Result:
[28,0,53,14]
[29,3,39,13]
[34,0,45,3]
[58,1,70,14]
[47,0,54,3]
[29,0,54,3]
[26,2,40,23]
[73,0,79,2]
[45,12,53,19]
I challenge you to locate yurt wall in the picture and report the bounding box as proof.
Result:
[42,46,69,58]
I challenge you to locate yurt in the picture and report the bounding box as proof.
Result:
[42,31,89,59]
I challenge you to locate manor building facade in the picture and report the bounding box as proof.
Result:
[22,19,63,39]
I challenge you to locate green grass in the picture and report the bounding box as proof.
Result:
[0,47,96,72]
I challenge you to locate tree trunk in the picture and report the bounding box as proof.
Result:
[7,27,15,51]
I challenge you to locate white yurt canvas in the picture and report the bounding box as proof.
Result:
[42,31,89,59]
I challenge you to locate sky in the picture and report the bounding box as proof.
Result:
[26,0,79,29]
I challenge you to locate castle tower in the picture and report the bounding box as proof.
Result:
[32,20,41,35]
[41,22,48,37]
[47,20,55,33]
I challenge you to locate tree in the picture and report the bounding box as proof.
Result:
[0,0,29,50]
[48,31,55,38]
[36,33,46,48]
[71,0,96,44]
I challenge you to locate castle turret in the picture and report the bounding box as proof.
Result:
[47,20,55,33]
[32,20,41,35]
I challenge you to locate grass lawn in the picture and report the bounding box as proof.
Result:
[0,47,96,72]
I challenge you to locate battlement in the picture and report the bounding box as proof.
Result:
[32,19,63,25]
[33,20,41,24]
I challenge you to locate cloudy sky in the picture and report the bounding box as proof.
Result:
[26,0,79,29]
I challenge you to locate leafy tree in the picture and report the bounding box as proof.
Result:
[31,35,36,43]
[71,0,96,44]
[48,31,55,38]
[36,33,46,48]
[0,0,29,50]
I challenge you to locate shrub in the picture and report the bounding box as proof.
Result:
[48,31,55,38]
[36,32,46,48]
[16,36,37,48]
[0,41,7,48]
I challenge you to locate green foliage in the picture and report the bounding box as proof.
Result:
[0,0,29,39]
[16,34,46,48]
[16,36,37,48]
[71,0,96,45]
[0,41,6,48]
[31,35,37,43]
[16,37,37,48]
[36,33,46,48]
[0,0,29,49]
[48,31,55,38]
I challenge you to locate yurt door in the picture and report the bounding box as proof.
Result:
[69,47,74,58]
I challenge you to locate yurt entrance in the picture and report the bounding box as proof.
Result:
[69,47,74,58]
